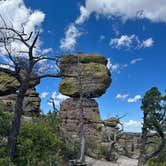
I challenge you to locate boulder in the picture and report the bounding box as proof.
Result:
[59,53,111,98]
[0,71,40,96]
[0,71,19,96]
[0,88,41,116]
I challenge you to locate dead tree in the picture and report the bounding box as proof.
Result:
[0,16,62,161]
[77,56,86,164]
[105,118,124,161]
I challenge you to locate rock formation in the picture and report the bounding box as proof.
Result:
[0,71,40,116]
[59,53,111,98]
[59,53,112,158]
[0,71,20,96]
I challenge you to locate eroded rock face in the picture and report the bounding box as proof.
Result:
[0,88,41,116]
[60,98,103,159]
[0,71,40,96]
[0,71,40,115]
[23,88,41,116]
[0,71,19,96]
[60,98,101,136]
[59,53,111,98]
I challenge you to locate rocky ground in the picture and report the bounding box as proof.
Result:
[86,155,138,166]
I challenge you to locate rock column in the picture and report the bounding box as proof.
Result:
[59,53,112,158]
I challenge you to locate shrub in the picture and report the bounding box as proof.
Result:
[0,106,12,137]
[15,121,63,166]
[0,158,15,166]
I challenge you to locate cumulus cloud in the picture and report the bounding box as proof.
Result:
[116,94,129,100]
[107,58,120,73]
[75,6,90,25]
[40,92,49,98]
[128,95,141,103]
[49,91,69,107]
[79,0,166,23]
[60,0,162,51]
[60,24,81,51]
[141,38,154,48]
[109,35,138,49]
[0,0,45,60]
[123,120,142,132]
[109,35,153,49]
[130,58,143,64]
[41,48,53,55]
[124,120,142,127]
[0,0,45,32]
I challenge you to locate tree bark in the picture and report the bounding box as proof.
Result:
[137,113,148,166]
[106,141,116,161]
[7,87,26,161]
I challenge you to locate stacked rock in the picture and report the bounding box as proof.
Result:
[0,71,41,116]
[59,53,112,158]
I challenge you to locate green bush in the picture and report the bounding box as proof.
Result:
[0,106,12,137]
[146,160,166,166]
[146,145,166,166]
[15,121,63,166]
[0,106,13,158]
[0,158,15,166]
[0,109,80,165]
[62,139,80,160]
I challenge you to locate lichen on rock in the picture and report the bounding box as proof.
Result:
[59,53,111,98]
[0,71,20,96]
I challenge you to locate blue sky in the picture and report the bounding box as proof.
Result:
[1,0,166,132]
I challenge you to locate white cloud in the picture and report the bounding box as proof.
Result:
[123,120,142,132]
[41,48,53,55]
[142,38,154,48]
[107,58,120,73]
[0,0,45,59]
[130,58,143,64]
[51,91,57,99]
[75,6,90,25]
[49,91,69,107]
[56,93,69,100]
[60,0,161,51]
[0,0,45,34]
[60,24,81,51]
[40,92,49,98]
[124,120,142,128]
[48,100,61,107]
[109,35,138,49]
[128,95,141,103]
[109,35,154,49]
[80,0,166,23]
[116,94,129,100]
[99,35,105,42]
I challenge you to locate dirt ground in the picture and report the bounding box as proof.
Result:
[86,155,138,166]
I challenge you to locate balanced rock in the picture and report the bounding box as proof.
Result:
[59,53,111,98]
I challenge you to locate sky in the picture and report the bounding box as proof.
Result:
[0,0,166,132]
